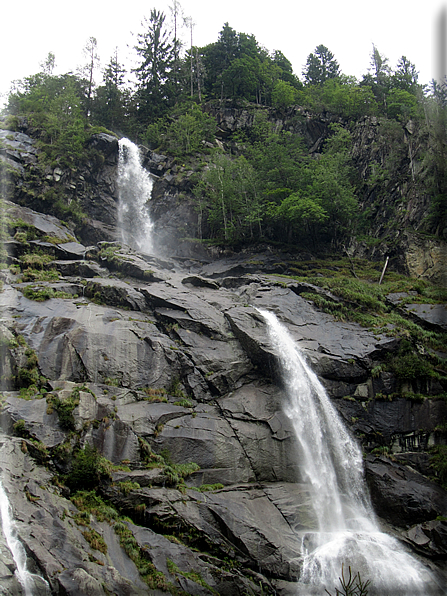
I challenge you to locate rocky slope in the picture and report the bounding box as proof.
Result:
[0,127,446,595]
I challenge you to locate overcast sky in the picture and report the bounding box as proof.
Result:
[1,0,445,106]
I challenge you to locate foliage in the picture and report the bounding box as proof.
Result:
[114,522,174,591]
[271,80,300,109]
[71,490,119,522]
[133,9,175,123]
[146,102,216,155]
[166,559,218,594]
[46,384,94,431]
[21,285,73,302]
[284,257,447,358]
[197,483,224,492]
[429,445,447,490]
[194,152,262,242]
[325,564,370,596]
[300,77,378,117]
[66,444,106,491]
[267,124,357,246]
[303,45,340,86]
[92,48,128,132]
[82,528,108,555]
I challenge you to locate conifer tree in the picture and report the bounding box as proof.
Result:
[79,37,100,117]
[133,9,174,122]
[93,49,127,131]
[303,45,340,85]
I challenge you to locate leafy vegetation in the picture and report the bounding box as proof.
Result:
[430,445,447,490]
[276,257,447,399]
[2,9,445,247]
[46,385,95,431]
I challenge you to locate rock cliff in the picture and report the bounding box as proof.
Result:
[0,125,446,595]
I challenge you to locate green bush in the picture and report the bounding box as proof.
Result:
[67,444,102,491]
[430,445,447,490]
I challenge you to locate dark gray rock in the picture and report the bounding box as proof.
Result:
[84,278,148,312]
[88,133,119,163]
[53,259,109,278]
[3,200,74,242]
[404,303,447,331]
[404,519,447,557]
[365,455,447,527]
[0,130,37,166]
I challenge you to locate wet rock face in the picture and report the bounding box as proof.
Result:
[0,200,446,593]
[365,455,447,527]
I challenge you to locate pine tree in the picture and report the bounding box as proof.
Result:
[133,9,174,123]
[391,56,419,93]
[361,45,391,111]
[93,49,127,131]
[303,45,340,85]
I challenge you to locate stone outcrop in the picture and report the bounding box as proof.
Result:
[1,114,446,594]
[0,197,446,594]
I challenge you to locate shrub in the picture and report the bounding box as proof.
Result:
[67,444,102,491]
[430,445,447,490]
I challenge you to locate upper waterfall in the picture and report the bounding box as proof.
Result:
[259,308,440,595]
[117,138,154,254]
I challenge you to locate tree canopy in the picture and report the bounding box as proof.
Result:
[3,6,443,249]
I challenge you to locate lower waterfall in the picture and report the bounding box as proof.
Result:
[117,138,154,254]
[260,309,440,595]
[0,476,50,595]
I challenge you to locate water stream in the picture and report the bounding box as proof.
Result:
[259,309,440,595]
[0,476,49,595]
[117,138,154,254]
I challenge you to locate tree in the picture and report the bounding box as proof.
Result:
[201,23,239,98]
[79,37,100,117]
[93,48,127,131]
[146,103,216,155]
[168,0,184,99]
[391,56,419,94]
[303,45,340,85]
[272,50,300,87]
[271,80,298,109]
[361,44,391,110]
[133,9,174,122]
[184,16,195,97]
[387,89,418,121]
[45,78,85,162]
[424,79,447,235]
[39,52,56,76]
[222,55,260,101]
[194,153,262,242]
[272,124,358,245]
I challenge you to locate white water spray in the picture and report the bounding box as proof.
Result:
[0,477,49,595]
[259,309,440,595]
[117,138,154,254]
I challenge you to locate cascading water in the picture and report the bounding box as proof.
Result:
[0,476,49,595]
[117,138,154,254]
[259,309,440,595]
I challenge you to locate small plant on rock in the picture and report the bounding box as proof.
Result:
[325,564,370,596]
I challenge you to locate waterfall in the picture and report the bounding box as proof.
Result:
[0,477,49,595]
[117,138,154,254]
[259,309,439,595]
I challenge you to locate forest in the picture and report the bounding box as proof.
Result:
[2,5,446,250]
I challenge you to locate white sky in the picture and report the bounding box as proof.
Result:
[1,0,446,106]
